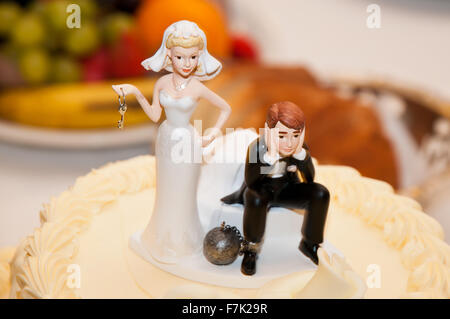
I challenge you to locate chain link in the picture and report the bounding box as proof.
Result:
[222,222,247,255]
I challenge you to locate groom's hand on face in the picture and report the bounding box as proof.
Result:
[264,123,280,159]
[294,128,306,155]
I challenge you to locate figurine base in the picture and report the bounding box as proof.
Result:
[127,130,341,290]
[129,204,339,289]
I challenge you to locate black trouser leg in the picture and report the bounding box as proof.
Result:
[241,188,270,275]
[243,188,269,244]
[274,182,330,244]
[303,183,329,244]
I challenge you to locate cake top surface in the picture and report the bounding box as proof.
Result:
[5,142,449,298]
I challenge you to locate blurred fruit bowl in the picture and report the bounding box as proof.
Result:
[0,77,155,129]
[0,0,257,88]
[0,0,147,86]
[0,0,260,130]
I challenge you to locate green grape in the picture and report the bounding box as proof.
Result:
[73,0,99,20]
[102,13,135,45]
[18,48,51,85]
[64,21,100,57]
[0,43,19,60]
[11,13,46,48]
[28,1,46,16]
[0,2,22,37]
[51,55,82,83]
[44,0,71,34]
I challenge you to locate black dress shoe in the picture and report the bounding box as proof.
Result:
[241,251,257,276]
[299,239,319,265]
[221,193,238,205]
[221,185,245,205]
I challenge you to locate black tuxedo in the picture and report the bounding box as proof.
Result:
[221,137,330,248]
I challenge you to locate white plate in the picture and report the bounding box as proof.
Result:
[0,119,157,149]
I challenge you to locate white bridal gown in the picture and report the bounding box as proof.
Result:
[140,90,204,264]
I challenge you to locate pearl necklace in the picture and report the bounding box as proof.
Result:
[173,76,191,91]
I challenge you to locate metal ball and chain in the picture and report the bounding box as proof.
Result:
[203,221,248,265]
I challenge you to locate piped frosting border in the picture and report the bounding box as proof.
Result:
[5,155,450,299]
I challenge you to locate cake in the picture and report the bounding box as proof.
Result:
[1,130,449,299]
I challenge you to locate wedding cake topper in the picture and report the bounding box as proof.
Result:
[218,101,330,275]
[113,20,231,264]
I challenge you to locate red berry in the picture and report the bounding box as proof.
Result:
[231,34,259,61]
[82,47,108,82]
[107,31,147,78]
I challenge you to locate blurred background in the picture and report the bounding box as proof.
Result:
[0,0,449,246]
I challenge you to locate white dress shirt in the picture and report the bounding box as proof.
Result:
[263,148,307,178]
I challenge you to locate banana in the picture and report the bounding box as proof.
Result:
[0,77,157,129]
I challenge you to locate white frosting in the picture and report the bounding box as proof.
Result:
[24,222,79,259]
[0,247,15,299]
[0,262,9,298]
[16,253,77,299]
[315,165,449,298]
[40,192,93,232]
[293,249,367,299]
[5,136,450,298]
[10,156,156,299]
[257,249,366,299]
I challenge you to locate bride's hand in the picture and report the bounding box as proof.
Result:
[112,84,138,97]
[202,134,215,147]
[202,128,222,147]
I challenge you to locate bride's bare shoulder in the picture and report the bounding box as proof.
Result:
[191,78,207,91]
[155,74,171,87]
[191,77,203,85]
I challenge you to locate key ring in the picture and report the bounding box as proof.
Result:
[118,88,126,107]
[117,88,127,129]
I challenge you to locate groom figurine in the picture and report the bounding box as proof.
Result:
[221,101,330,276]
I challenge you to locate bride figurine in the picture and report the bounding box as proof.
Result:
[112,20,231,264]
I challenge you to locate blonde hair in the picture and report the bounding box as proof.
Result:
[166,34,204,50]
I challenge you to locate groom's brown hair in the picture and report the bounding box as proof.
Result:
[266,101,305,130]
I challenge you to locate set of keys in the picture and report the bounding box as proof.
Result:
[117,88,127,129]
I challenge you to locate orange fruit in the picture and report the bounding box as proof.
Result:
[136,0,231,58]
